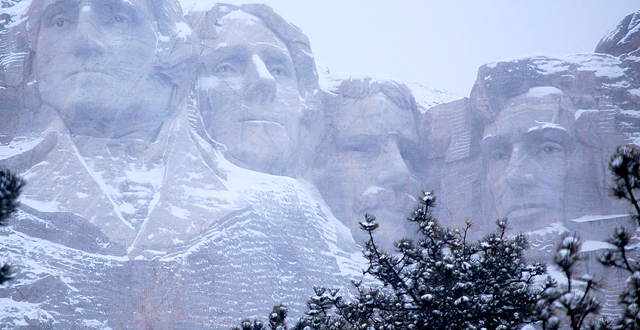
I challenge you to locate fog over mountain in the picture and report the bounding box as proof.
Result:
[0,1,639,328]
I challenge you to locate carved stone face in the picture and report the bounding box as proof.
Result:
[319,93,420,248]
[35,0,172,140]
[481,87,573,231]
[198,11,300,175]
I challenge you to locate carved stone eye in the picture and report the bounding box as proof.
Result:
[492,151,508,161]
[215,64,237,75]
[538,143,564,156]
[270,68,286,77]
[110,14,130,24]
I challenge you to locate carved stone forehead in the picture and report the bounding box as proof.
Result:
[41,0,150,13]
[335,94,418,142]
[214,11,288,52]
[484,86,573,138]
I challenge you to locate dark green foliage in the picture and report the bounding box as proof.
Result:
[0,169,24,226]
[536,235,602,330]
[600,144,640,330]
[0,264,12,285]
[617,271,640,330]
[269,304,288,330]
[235,145,640,330]
[243,191,546,330]
[336,192,545,330]
[292,288,351,330]
[609,145,640,222]
[0,169,24,285]
[600,227,636,272]
[232,319,265,330]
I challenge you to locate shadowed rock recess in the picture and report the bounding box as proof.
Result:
[0,1,639,328]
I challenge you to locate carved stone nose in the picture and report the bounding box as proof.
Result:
[74,12,106,59]
[377,133,410,188]
[244,54,276,103]
[505,149,536,190]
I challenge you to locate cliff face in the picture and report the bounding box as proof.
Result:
[0,1,639,328]
[0,102,365,328]
[428,13,640,316]
[0,1,364,328]
[596,10,640,57]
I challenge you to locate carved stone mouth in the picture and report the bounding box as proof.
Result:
[354,187,398,214]
[506,203,551,218]
[66,70,108,78]
[238,118,285,128]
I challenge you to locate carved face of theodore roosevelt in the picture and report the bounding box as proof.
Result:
[197,11,301,175]
[35,0,173,140]
[317,82,421,250]
[481,87,573,231]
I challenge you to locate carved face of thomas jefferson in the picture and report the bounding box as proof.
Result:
[35,0,173,140]
[481,87,574,231]
[197,11,301,175]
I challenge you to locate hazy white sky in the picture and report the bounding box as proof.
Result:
[181,1,638,96]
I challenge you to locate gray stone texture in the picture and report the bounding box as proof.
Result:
[311,76,424,251]
[186,3,322,177]
[0,1,639,328]
[0,1,362,328]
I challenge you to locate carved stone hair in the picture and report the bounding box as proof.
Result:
[332,77,417,113]
[186,3,320,97]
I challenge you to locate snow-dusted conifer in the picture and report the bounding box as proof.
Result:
[599,144,640,330]
[609,144,640,222]
[536,234,602,330]
[538,145,640,330]
[0,169,24,226]
[232,319,266,330]
[0,169,24,285]
[287,191,545,330]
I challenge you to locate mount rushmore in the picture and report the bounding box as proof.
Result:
[0,0,639,328]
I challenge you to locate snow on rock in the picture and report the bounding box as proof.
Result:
[319,71,394,95]
[408,82,460,112]
[581,240,616,252]
[0,103,365,328]
[0,0,31,29]
[0,1,637,328]
[525,86,563,98]
[570,214,630,223]
[527,121,568,133]
[596,10,640,57]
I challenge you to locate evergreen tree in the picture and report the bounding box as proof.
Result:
[601,144,640,330]
[269,304,289,330]
[535,234,602,330]
[245,191,546,330]
[337,192,545,330]
[609,145,640,223]
[235,144,640,330]
[540,144,640,330]
[0,169,25,285]
[232,319,266,330]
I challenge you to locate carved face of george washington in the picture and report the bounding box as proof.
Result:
[35,0,174,140]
